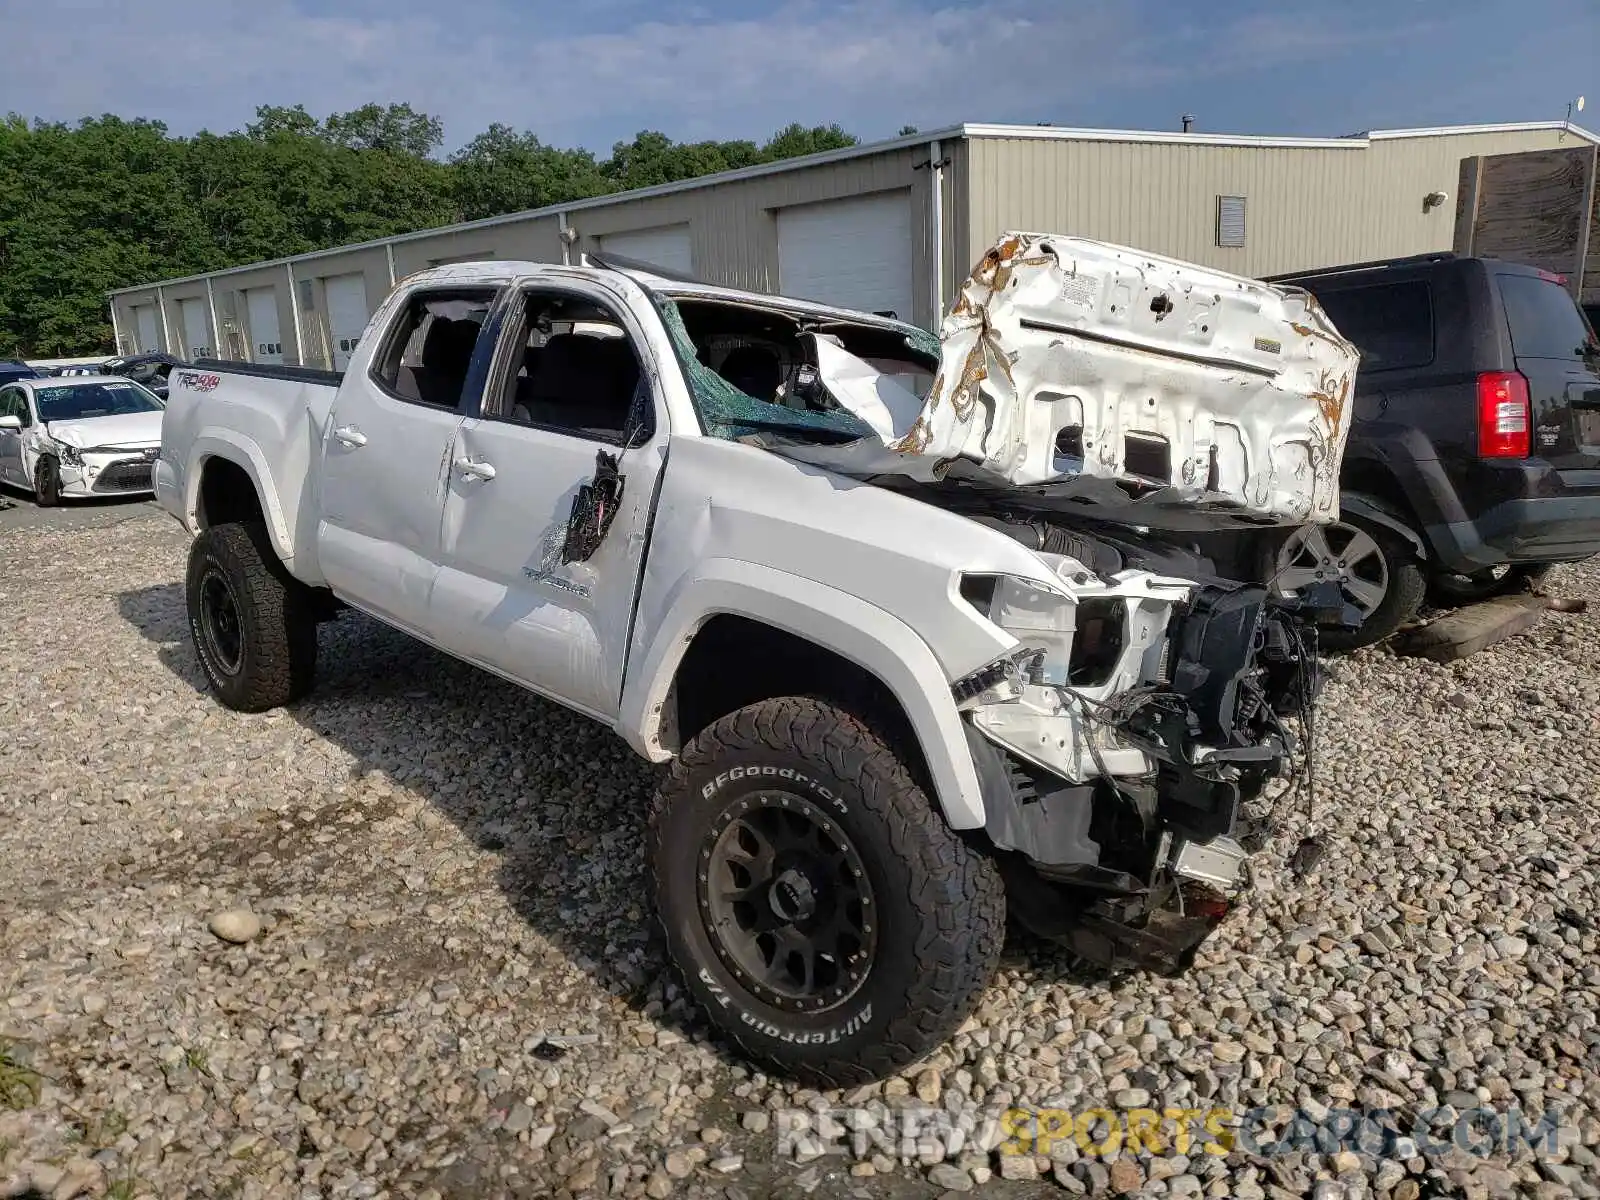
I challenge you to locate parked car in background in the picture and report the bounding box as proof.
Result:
[0,375,165,505]
[0,360,40,386]
[1266,253,1600,648]
[100,352,184,399]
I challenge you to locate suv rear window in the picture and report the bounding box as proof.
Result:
[1308,281,1434,371]
[1497,273,1596,362]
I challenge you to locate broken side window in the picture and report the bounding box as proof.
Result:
[647,292,937,445]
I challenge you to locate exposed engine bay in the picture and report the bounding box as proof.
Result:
[648,236,1359,974]
[940,511,1342,972]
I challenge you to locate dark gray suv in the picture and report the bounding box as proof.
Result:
[1266,254,1600,648]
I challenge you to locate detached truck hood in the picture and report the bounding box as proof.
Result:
[786,232,1359,525]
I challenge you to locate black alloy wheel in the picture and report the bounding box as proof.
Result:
[699,791,877,1012]
[197,566,245,676]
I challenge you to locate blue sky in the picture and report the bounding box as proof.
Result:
[2,0,1595,152]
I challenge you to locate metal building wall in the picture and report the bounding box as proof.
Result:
[107,140,950,359]
[561,144,937,325]
[961,127,1584,279]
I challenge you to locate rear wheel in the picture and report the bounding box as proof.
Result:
[185,522,317,711]
[33,456,61,507]
[649,697,1005,1086]
[1270,516,1425,650]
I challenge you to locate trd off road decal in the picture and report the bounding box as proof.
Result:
[176,371,222,393]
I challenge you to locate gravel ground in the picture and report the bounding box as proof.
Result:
[1,504,1597,1200]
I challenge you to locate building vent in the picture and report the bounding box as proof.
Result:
[1216,195,1247,248]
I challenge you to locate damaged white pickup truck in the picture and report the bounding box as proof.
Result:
[155,234,1357,1085]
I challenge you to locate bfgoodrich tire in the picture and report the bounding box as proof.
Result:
[185,522,317,712]
[649,697,1005,1087]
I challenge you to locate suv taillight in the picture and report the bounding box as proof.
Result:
[1476,371,1530,459]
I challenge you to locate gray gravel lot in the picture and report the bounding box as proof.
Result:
[1,503,1597,1200]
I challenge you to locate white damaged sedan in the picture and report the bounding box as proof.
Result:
[0,375,165,505]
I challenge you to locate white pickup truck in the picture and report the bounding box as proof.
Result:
[156,235,1356,1085]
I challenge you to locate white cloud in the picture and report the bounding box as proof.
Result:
[0,0,1466,151]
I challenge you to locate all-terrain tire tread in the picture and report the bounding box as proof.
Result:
[648,696,1004,1087]
[187,522,317,712]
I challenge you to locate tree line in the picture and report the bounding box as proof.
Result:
[0,103,861,357]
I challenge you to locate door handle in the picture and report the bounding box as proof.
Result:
[454,457,497,482]
[333,425,367,448]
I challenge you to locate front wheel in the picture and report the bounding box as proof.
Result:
[1269,516,1425,651]
[649,698,1005,1086]
[185,522,318,711]
[33,456,61,507]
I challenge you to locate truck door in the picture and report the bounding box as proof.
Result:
[315,286,499,639]
[432,283,669,721]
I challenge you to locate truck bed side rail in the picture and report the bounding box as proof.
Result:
[191,359,345,388]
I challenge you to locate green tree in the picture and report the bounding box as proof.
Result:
[245,104,320,139]
[603,130,763,190]
[0,106,862,356]
[449,125,608,221]
[322,103,444,158]
[761,122,858,160]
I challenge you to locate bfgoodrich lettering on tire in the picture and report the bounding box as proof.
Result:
[648,697,1005,1086]
[185,522,317,712]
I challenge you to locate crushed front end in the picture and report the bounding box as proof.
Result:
[949,521,1331,974]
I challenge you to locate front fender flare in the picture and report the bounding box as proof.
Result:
[620,558,986,830]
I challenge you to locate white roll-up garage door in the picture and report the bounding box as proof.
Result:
[245,288,284,365]
[599,225,693,276]
[777,192,915,321]
[178,298,212,360]
[133,305,159,352]
[324,274,370,371]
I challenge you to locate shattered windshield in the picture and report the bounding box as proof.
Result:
[649,292,937,444]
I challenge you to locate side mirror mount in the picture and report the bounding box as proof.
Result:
[0,415,22,432]
[621,380,653,449]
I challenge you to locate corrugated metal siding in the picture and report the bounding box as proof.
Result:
[963,128,1583,278]
[108,145,945,345]
[939,139,968,323]
[566,146,933,324]
[392,218,563,279]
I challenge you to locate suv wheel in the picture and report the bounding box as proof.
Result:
[1428,564,1552,606]
[649,697,1005,1086]
[1270,516,1425,651]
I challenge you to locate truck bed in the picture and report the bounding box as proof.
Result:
[159,360,344,576]
[190,359,344,388]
